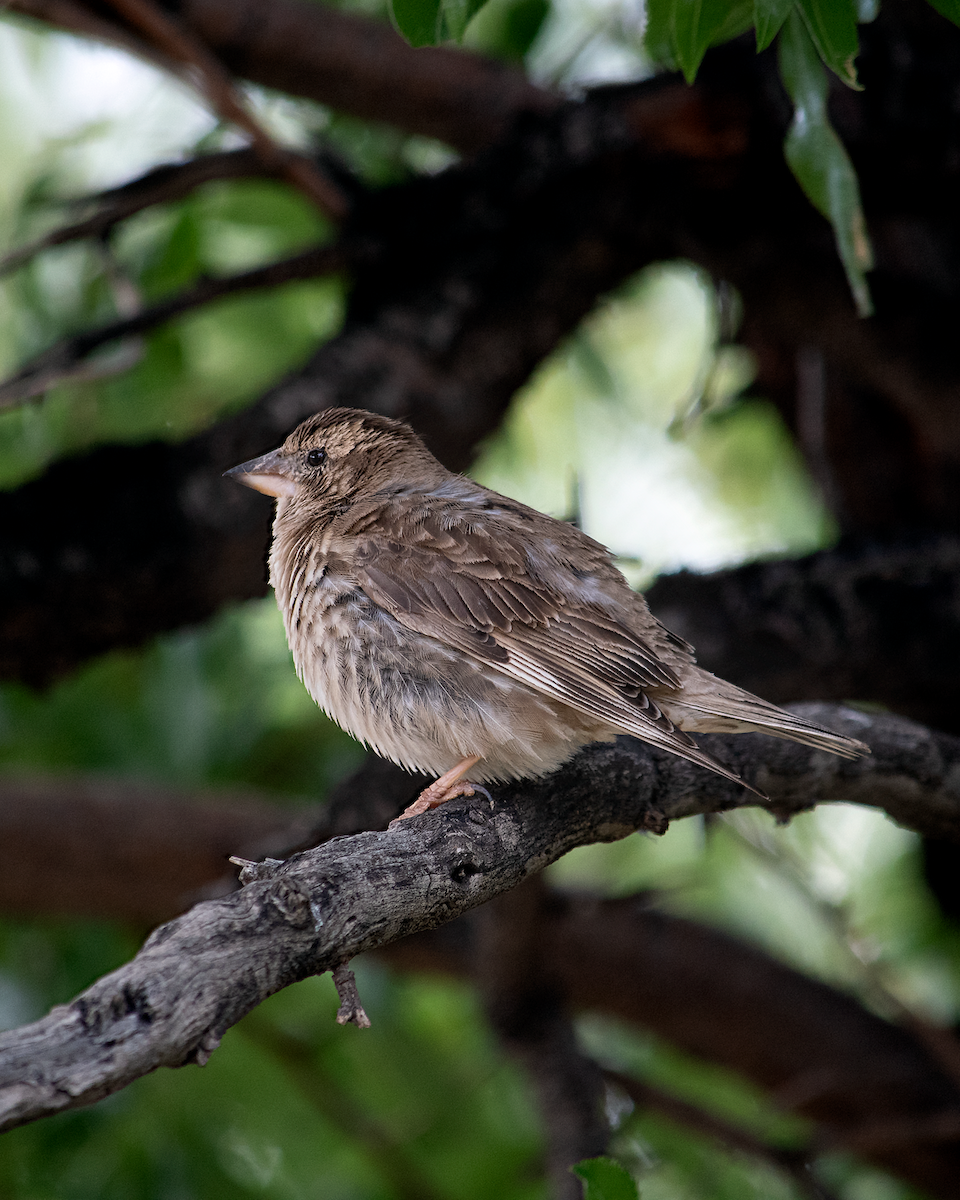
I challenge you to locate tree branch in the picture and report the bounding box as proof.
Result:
[604,1072,840,1200]
[0,240,354,405]
[100,0,348,219]
[646,534,960,734]
[2,0,181,73]
[0,149,340,278]
[6,0,557,152]
[1,706,958,1131]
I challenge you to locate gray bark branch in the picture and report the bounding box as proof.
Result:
[2,704,959,1136]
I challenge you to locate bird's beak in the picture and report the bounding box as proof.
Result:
[223,449,297,498]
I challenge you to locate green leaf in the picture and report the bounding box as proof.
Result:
[464,0,549,59]
[671,0,711,81]
[796,0,861,86]
[390,0,443,46]
[926,0,960,25]
[572,1157,640,1200]
[500,0,550,57]
[390,0,490,43]
[754,0,794,50]
[671,0,739,82]
[644,0,678,68]
[778,7,874,315]
[646,0,753,69]
[441,0,490,40]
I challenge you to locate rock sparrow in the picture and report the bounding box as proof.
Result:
[226,408,867,821]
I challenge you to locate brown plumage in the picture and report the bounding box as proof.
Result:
[226,407,868,820]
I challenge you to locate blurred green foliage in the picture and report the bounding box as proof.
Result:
[0,10,952,1200]
[0,177,343,488]
[572,1157,640,1200]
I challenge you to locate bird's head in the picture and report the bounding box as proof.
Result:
[224,407,444,508]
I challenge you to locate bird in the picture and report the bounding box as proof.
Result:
[225,407,868,823]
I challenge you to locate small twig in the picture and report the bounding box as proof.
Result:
[0,149,293,278]
[332,962,371,1029]
[606,1071,841,1200]
[102,0,349,221]
[0,240,353,407]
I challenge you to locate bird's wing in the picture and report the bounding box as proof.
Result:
[343,495,755,791]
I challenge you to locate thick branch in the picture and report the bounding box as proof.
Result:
[6,0,557,152]
[647,534,960,733]
[2,706,959,1130]
[2,772,957,1195]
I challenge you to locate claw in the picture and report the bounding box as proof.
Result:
[389,754,482,827]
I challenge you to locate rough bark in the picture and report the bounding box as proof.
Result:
[3,707,960,1194]
[4,705,960,923]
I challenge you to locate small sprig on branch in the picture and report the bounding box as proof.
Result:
[332,963,372,1029]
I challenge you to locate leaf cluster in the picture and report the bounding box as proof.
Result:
[388,0,957,316]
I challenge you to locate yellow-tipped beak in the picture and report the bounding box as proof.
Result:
[223,449,296,498]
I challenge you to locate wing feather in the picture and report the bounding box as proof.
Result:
[346,494,758,792]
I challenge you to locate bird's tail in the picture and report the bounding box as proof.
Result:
[660,671,870,760]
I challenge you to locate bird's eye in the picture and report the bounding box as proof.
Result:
[306,447,327,467]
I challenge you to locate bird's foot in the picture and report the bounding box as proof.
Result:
[389,755,483,827]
